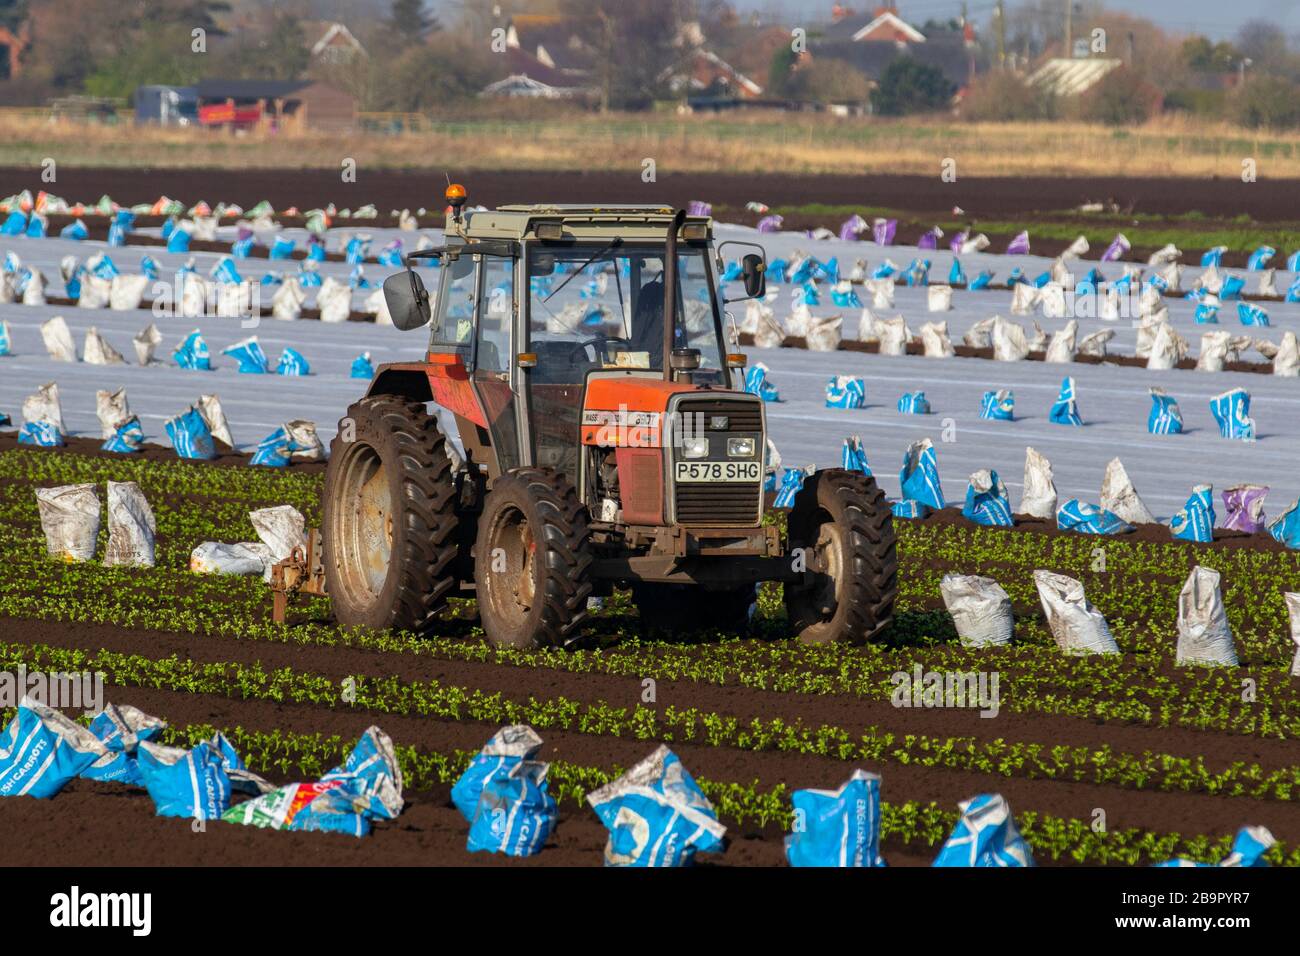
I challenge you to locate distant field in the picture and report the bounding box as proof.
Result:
[7,111,1300,179]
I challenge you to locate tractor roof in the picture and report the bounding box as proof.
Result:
[458,204,712,242]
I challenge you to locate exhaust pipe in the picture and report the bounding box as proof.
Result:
[663,209,685,382]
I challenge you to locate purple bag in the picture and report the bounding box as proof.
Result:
[839,215,867,241]
[686,200,712,217]
[757,215,783,234]
[917,227,940,250]
[1006,231,1030,255]
[1101,234,1131,262]
[950,231,968,253]
[872,218,897,246]
[1221,485,1268,533]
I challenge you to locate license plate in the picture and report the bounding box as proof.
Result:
[674,461,761,483]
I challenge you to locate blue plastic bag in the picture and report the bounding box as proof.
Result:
[841,435,871,475]
[89,253,119,280]
[250,427,296,467]
[1056,499,1133,535]
[1170,484,1215,543]
[948,258,966,287]
[0,700,103,798]
[102,416,144,453]
[166,227,191,253]
[378,241,404,267]
[962,469,1014,527]
[1194,302,1219,324]
[276,347,310,376]
[1201,246,1226,268]
[270,235,295,260]
[933,794,1034,867]
[789,257,817,284]
[0,210,26,235]
[60,218,88,240]
[299,263,322,287]
[25,214,45,238]
[231,235,255,258]
[1156,826,1274,868]
[173,330,211,371]
[81,704,166,787]
[825,375,865,410]
[137,733,265,819]
[897,391,929,414]
[892,499,929,519]
[345,235,370,264]
[467,761,557,857]
[1048,377,1082,426]
[586,746,725,867]
[18,421,62,447]
[1209,388,1254,440]
[164,406,215,460]
[1148,389,1183,435]
[773,466,808,509]
[107,222,127,247]
[743,363,780,402]
[1219,275,1245,300]
[307,238,326,262]
[785,770,886,868]
[0,320,11,356]
[900,438,944,510]
[451,726,545,821]
[1268,499,1300,549]
[969,270,994,290]
[140,255,160,281]
[1238,302,1270,327]
[980,389,1014,421]
[211,256,242,285]
[1247,245,1275,270]
[830,286,861,308]
[351,352,375,379]
[222,336,269,374]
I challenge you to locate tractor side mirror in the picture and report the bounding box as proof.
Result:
[383,269,432,331]
[741,254,766,300]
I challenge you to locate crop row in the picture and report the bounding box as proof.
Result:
[1,704,1287,867]
[6,639,1300,801]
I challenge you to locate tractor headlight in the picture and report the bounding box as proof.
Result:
[682,436,710,459]
[727,437,755,458]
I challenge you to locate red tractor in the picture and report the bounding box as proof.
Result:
[315,187,896,648]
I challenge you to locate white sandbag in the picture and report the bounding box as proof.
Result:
[1101,458,1156,525]
[940,574,1014,648]
[22,268,45,305]
[1138,284,1163,317]
[960,233,989,255]
[23,382,63,434]
[1010,283,1039,316]
[317,276,352,323]
[1039,283,1067,319]
[1021,446,1057,519]
[83,326,125,365]
[96,387,130,438]
[866,277,894,310]
[35,483,101,563]
[1033,570,1119,655]
[1136,316,1178,359]
[1098,286,1120,321]
[741,299,770,335]
[1147,243,1181,266]
[1252,337,1277,360]
[1286,593,1300,676]
[179,274,208,317]
[785,302,811,339]
[365,285,392,326]
[963,316,996,349]
[189,541,274,576]
[1197,330,1232,373]
[190,215,218,242]
[1049,257,1071,286]
[216,281,253,318]
[1077,329,1114,357]
[285,420,324,461]
[1028,321,1048,352]
[77,275,111,309]
[249,505,307,575]
[198,394,234,448]
[1274,331,1300,377]
[877,316,911,356]
[1146,321,1184,370]
[927,285,952,312]
[1063,235,1089,258]
[1196,264,1223,296]
[991,316,1029,361]
[1259,269,1277,298]
[0,272,14,304]
[919,320,954,358]
[806,314,843,352]
[271,277,306,321]
[1045,320,1077,363]
[1156,261,1181,294]
[104,481,156,568]
[109,274,149,311]
[752,311,785,349]
[40,315,77,362]
[855,307,879,343]
[1176,566,1237,666]
[133,323,163,365]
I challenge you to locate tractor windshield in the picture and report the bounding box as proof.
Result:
[525,244,725,383]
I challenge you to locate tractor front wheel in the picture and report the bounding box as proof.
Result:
[784,469,897,644]
[322,396,459,635]
[474,468,594,648]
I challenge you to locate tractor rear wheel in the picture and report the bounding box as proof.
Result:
[784,469,896,644]
[322,396,459,635]
[634,584,755,637]
[474,468,594,648]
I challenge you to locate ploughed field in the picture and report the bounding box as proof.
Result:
[2,438,1300,866]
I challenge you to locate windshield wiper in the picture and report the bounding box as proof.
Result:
[543,237,624,304]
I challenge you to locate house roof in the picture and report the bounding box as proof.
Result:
[1027,58,1122,96]
[506,15,595,73]
[193,79,314,101]
[311,22,365,58]
[823,9,927,44]
[660,48,764,97]
[812,36,973,88]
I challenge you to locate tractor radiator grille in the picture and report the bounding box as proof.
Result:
[675,399,763,433]
[675,483,761,526]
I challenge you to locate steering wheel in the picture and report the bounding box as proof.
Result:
[568,334,632,364]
